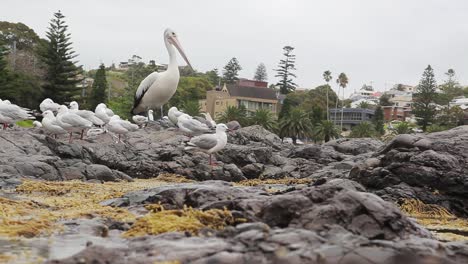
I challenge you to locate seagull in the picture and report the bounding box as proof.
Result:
[148,109,154,121]
[56,105,92,143]
[168,106,184,125]
[201,113,216,128]
[69,101,105,139]
[95,103,114,124]
[185,123,229,166]
[107,115,139,143]
[41,110,68,138]
[39,98,61,113]
[177,113,211,137]
[0,99,35,129]
[132,115,148,127]
[33,121,43,128]
[226,120,241,131]
[131,28,192,118]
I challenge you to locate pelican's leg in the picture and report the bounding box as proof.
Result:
[160,106,164,120]
[118,134,121,143]
[209,154,213,166]
[54,134,57,139]
[80,129,84,140]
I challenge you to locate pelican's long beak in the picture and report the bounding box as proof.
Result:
[170,36,193,70]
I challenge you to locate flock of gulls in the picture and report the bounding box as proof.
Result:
[0,28,236,166]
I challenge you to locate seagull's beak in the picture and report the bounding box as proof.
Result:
[169,36,193,70]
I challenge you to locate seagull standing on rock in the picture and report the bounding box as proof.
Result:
[56,105,92,143]
[177,113,211,137]
[69,101,105,139]
[39,98,61,113]
[107,115,139,143]
[95,103,114,124]
[168,106,184,126]
[0,99,35,129]
[131,28,192,118]
[185,123,229,166]
[42,110,68,138]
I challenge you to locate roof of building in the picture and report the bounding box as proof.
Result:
[226,84,277,100]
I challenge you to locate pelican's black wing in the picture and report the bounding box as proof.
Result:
[131,72,159,114]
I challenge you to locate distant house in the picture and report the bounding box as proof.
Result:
[200,79,279,119]
[329,108,375,131]
[382,106,412,122]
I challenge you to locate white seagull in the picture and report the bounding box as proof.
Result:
[42,110,68,138]
[201,113,216,128]
[185,123,229,166]
[107,115,139,143]
[33,121,43,128]
[69,101,105,139]
[168,106,184,125]
[177,113,211,137]
[56,105,92,143]
[39,98,61,113]
[132,115,148,127]
[95,103,114,124]
[0,99,35,129]
[131,28,192,118]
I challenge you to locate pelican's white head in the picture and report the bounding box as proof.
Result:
[69,101,79,110]
[164,28,192,69]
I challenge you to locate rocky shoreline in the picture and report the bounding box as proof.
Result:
[1,125,467,263]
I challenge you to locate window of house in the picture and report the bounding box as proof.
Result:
[216,101,219,105]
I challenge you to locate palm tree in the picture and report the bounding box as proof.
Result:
[314,120,340,142]
[358,101,370,109]
[337,73,349,131]
[250,108,277,132]
[181,100,201,116]
[349,122,375,138]
[323,70,332,120]
[279,107,313,144]
[217,105,247,126]
[393,121,411,134]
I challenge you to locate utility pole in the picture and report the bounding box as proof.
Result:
[12,40,17,70]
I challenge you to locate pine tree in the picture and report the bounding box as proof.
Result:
[413,65,437,131]
[275,46,297,94]
[372,106,385,135]
[38,11,82,104]
[254,63,267,81]
[0,42,9,89]
[89,64,107,109]
[222,58,242,84]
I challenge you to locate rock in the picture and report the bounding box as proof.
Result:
[105,181,429,240]
[325,138,384,155]
[351,126,468,217]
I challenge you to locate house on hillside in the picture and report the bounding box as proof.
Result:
[199,79,279,119]
[329,108,375,131]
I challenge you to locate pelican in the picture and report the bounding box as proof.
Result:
[131,28,192,118]
[185,124,229,166]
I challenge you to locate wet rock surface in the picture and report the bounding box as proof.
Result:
[1,125,468,263]
[350,126,468,217]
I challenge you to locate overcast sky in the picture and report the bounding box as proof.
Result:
[2,0,468,96]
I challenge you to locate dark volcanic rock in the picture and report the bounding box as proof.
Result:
[106,180,429,240]
[46,224,468,264]
[351,126,468,217]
